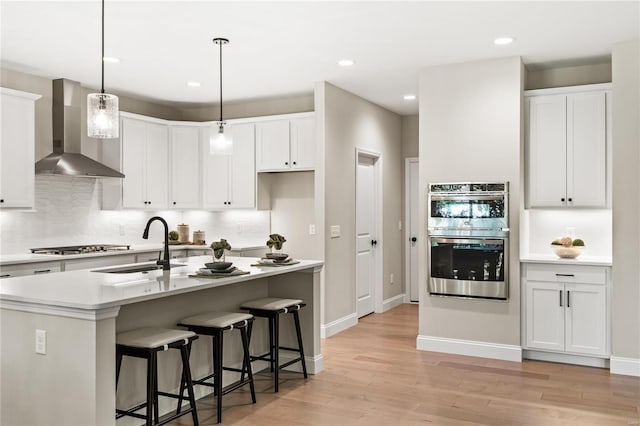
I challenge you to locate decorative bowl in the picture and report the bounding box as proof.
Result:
[551,245,585,259]
[205,262,233,271]
[265,253,288,261]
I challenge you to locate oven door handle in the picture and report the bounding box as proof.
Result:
[429,194,505,202]
[430,237,505,245]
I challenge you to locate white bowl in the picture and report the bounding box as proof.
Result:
[551,245,585,259]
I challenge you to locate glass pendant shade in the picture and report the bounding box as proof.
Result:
[87,93,119,138]
[210,123,233,155]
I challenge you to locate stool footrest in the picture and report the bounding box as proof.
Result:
[116,407,146,420]
[280,357,303,369]
[222,378,254,396]
[279,345,302,352]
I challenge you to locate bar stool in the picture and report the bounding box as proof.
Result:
[177,312,256,424]
[115,327,199,426]
[240,297,308,392]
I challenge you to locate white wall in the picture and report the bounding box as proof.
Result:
[611,40,640,361]
[418,57,523,346]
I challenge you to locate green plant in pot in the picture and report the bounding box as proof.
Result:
[266,234,287,260]
[210,239,231,262]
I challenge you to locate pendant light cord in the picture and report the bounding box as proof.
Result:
[101,0,105,94]
[219,39,223,123]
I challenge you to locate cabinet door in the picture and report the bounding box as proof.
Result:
[202,127,230,209]
[170,126,201,208]
[121,118,148,208]
[525,280,565,352]
[0,91,37,208]
[290,117,314,170]
[566,92,606,207]
[564,283,607,356]
[229,123,255,208]
[255,120,290,171]
[145,123,169,209]
[527,95,567,207]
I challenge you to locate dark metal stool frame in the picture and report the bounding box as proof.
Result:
[115,335,199,426]
[241,302,308,392]
[177,317,256,424]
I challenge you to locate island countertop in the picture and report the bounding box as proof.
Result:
[0,255,323,312]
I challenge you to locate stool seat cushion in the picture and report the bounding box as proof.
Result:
[180,311,253,329]
[117,327,196,349]
[240,297,303,311]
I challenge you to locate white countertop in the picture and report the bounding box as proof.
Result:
[0,255,323,311]
[520,254,612,267]
[0,243,266,266]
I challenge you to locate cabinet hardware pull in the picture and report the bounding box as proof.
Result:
[559,290,563,307]
[285,161,289,165]
[411,237,417,242]
[0,199,4,203]
[173,201,176,205]
[555,273,574,277]
[568,198,572,202]
[0,274,11,278]
[293,161,297,165]
[34,269,52,274]
[561,198,565,202]
[567,291,570,307]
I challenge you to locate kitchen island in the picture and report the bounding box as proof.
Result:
[0,255,323,426]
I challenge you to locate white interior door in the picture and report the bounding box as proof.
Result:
[405,158,419,302]
[356,155,377,318]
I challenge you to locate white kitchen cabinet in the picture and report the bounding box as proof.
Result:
[0,261,61,279]
[525,84,610,208]
[203,123,255,209]
[62,254,137,271]
[0,88,41,209]
[121,116,169,209]
[256,114,315,172]
[523,263,609,358]
[169,125,201,208]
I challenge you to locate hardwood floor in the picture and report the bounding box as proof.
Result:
[176,304,640,425]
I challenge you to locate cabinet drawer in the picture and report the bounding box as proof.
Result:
[63,255,137,271]
[0,261,62,278]
[525,264,607,285]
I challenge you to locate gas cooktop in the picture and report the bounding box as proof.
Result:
[30,244,131,255]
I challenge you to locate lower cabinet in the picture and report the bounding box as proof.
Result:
[523,263,609,357]
[0,262,62,278]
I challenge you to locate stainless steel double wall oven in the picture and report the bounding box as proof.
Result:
[427,182,509,300]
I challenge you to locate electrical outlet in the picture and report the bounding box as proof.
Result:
[309,224,316,235]
[398,221,402,231]
[390,273,394,284]
[330,225,341,238]
[35,329,46,355]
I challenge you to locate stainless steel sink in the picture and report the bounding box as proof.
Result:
[92,263,187,274]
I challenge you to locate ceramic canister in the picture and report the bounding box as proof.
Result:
[177,224,190,243]
[193,230,206,245]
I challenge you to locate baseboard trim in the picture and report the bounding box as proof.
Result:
[610,356,640,377]
[417,335,522,362]
[523,350,609,369]
[321,312,358,338]
[382,294,405,312]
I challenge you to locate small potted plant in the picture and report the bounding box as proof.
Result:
[210,238,231,263]
[266,234,287,260]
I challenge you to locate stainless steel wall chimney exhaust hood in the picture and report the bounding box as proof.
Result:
[34,79,124,178]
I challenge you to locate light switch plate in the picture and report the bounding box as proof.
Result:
[35,329,46,355]
[309,224,316,235]
[330,225,341,238]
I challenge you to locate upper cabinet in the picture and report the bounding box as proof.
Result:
[0,88,41,209]
[169,125,201,209]
[525,84,611,208]
[256,114,315,172]
[121,117,169,209]
[202,123,255,209]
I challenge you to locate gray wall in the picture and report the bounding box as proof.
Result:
[318,82,403,323]
[611,40,640,360]
[418,57,523,345]
[402,115,419,159]
[526,62,612,90]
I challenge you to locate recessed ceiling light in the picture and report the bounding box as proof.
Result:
[338,59,355,67]
[102,56,120,63]
[494,37,515,46]
[404,94,417,101]
[187,81,201,87]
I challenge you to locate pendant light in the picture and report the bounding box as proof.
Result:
[87,0,119,138]
[210,37,233,155]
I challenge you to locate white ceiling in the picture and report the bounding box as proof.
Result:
[1,1,638,115]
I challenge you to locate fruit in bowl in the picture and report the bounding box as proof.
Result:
[551,237,585,258]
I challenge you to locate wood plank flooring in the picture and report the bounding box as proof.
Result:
[175,304,640,425]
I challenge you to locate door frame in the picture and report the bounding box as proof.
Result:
[404,157,419,303]
[355,148,383,314]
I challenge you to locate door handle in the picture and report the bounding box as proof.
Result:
[567,290,570,308]
[410,237,417,242]
[559,290,563,307]
[371,240,377,247]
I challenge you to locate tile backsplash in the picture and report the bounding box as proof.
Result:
[0,176,270,254]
